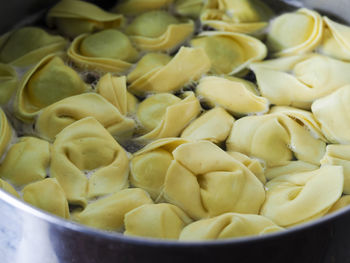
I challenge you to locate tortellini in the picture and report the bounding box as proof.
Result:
[190,31,267,75]
[125,11,194,51]
[128,47,211,95]
[0,178,19,198]
[266,8,323,56]
[174,0,204,18]
[22,178,69,218]
[327,195,350,214]
[14,54,88,122]
[1,0,350,242]
[265,161,318,181]
[74,188,153,231]
[0,108,12,159]
[129,138,188,200]
[96,73,138,115]
[261,166,343,227]
[318,17,350,61]
[196,76,269,116]
[124,203,192,239]
[250,54,350,109]
[321,144,350,194]
[68,29,139,73]
[179,213,283,241]
[226,107,326,167]
[200,0,274,35]
[131,138,265,220]
[113,0,173,15]
[50,117,130,206]
[36,93,135,141]
[181,107,234,144]
[136,92,200,140]
[0,64,17,105]
[227,151,265,184]
[0,27,67,67]
[0,137,50,187]
[47,0,124,38]
[312,85,350,144]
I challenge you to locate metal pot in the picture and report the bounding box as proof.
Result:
[1,1,350,263]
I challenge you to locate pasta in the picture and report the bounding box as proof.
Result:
[124,203,192,239]
[47,0,124,38]
[200,0,274,35]
[125,10,194,51]
[180,212,283,241]
[14,54,88,122]
[1,0,350,242]
[0,27,67,67]
[50,117,130,206]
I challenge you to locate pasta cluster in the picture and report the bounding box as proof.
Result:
[0,0,349,241]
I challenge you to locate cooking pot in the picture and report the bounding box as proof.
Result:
[1,1,350,263]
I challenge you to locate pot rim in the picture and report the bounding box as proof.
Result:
[1,187,347,246]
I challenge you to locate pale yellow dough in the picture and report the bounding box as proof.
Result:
[113,0,173,15]
[0,137,50,187]
[131,138,265,220]
[266,8,323,56]
[321,144,350,194]
[96,73,138,116]
[196,76,269,116]
[47,0,124,38]
[312,85,350,144]
[50,117,130,206]
[226,108,326,167]
[174,0,204,18]
[36,93,135,141]
[0,27,67,67]
[165,141,265,219]
[227,151,266,184]
[261,166,343,227]
[74,188,153,231]
[200,0,274,35]
[136,92,201,140]
[327,195,350,214]
[265,161,318,181]
[128,47,211,95]
[319,16,350,61]
[22,178,69,218]
[125,10,194,52]
[14,54,88,123]
[190,31,267,75]
[179,212,283,241]
[0,108,12,159]
[181,107,234,144]
[250,54,350,109]
[124,203,192,239]
[0,64,17,105]
[130,138,188,201]
[67,29,138,73]
[0,179,19,198]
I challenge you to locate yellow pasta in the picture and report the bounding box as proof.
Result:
[0,27,67,67]
[125,11,194,52]
[124,203,192,239]
[0,137,50,187]
[22,178,69,218]
[47,0,124,38]
[74,188,153,231]
[50,117,130,206]
[14,54,88,122]
[261,166,343,227]
[266,8,323,56]
[68,29,138,73]
[180,212,283,241]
